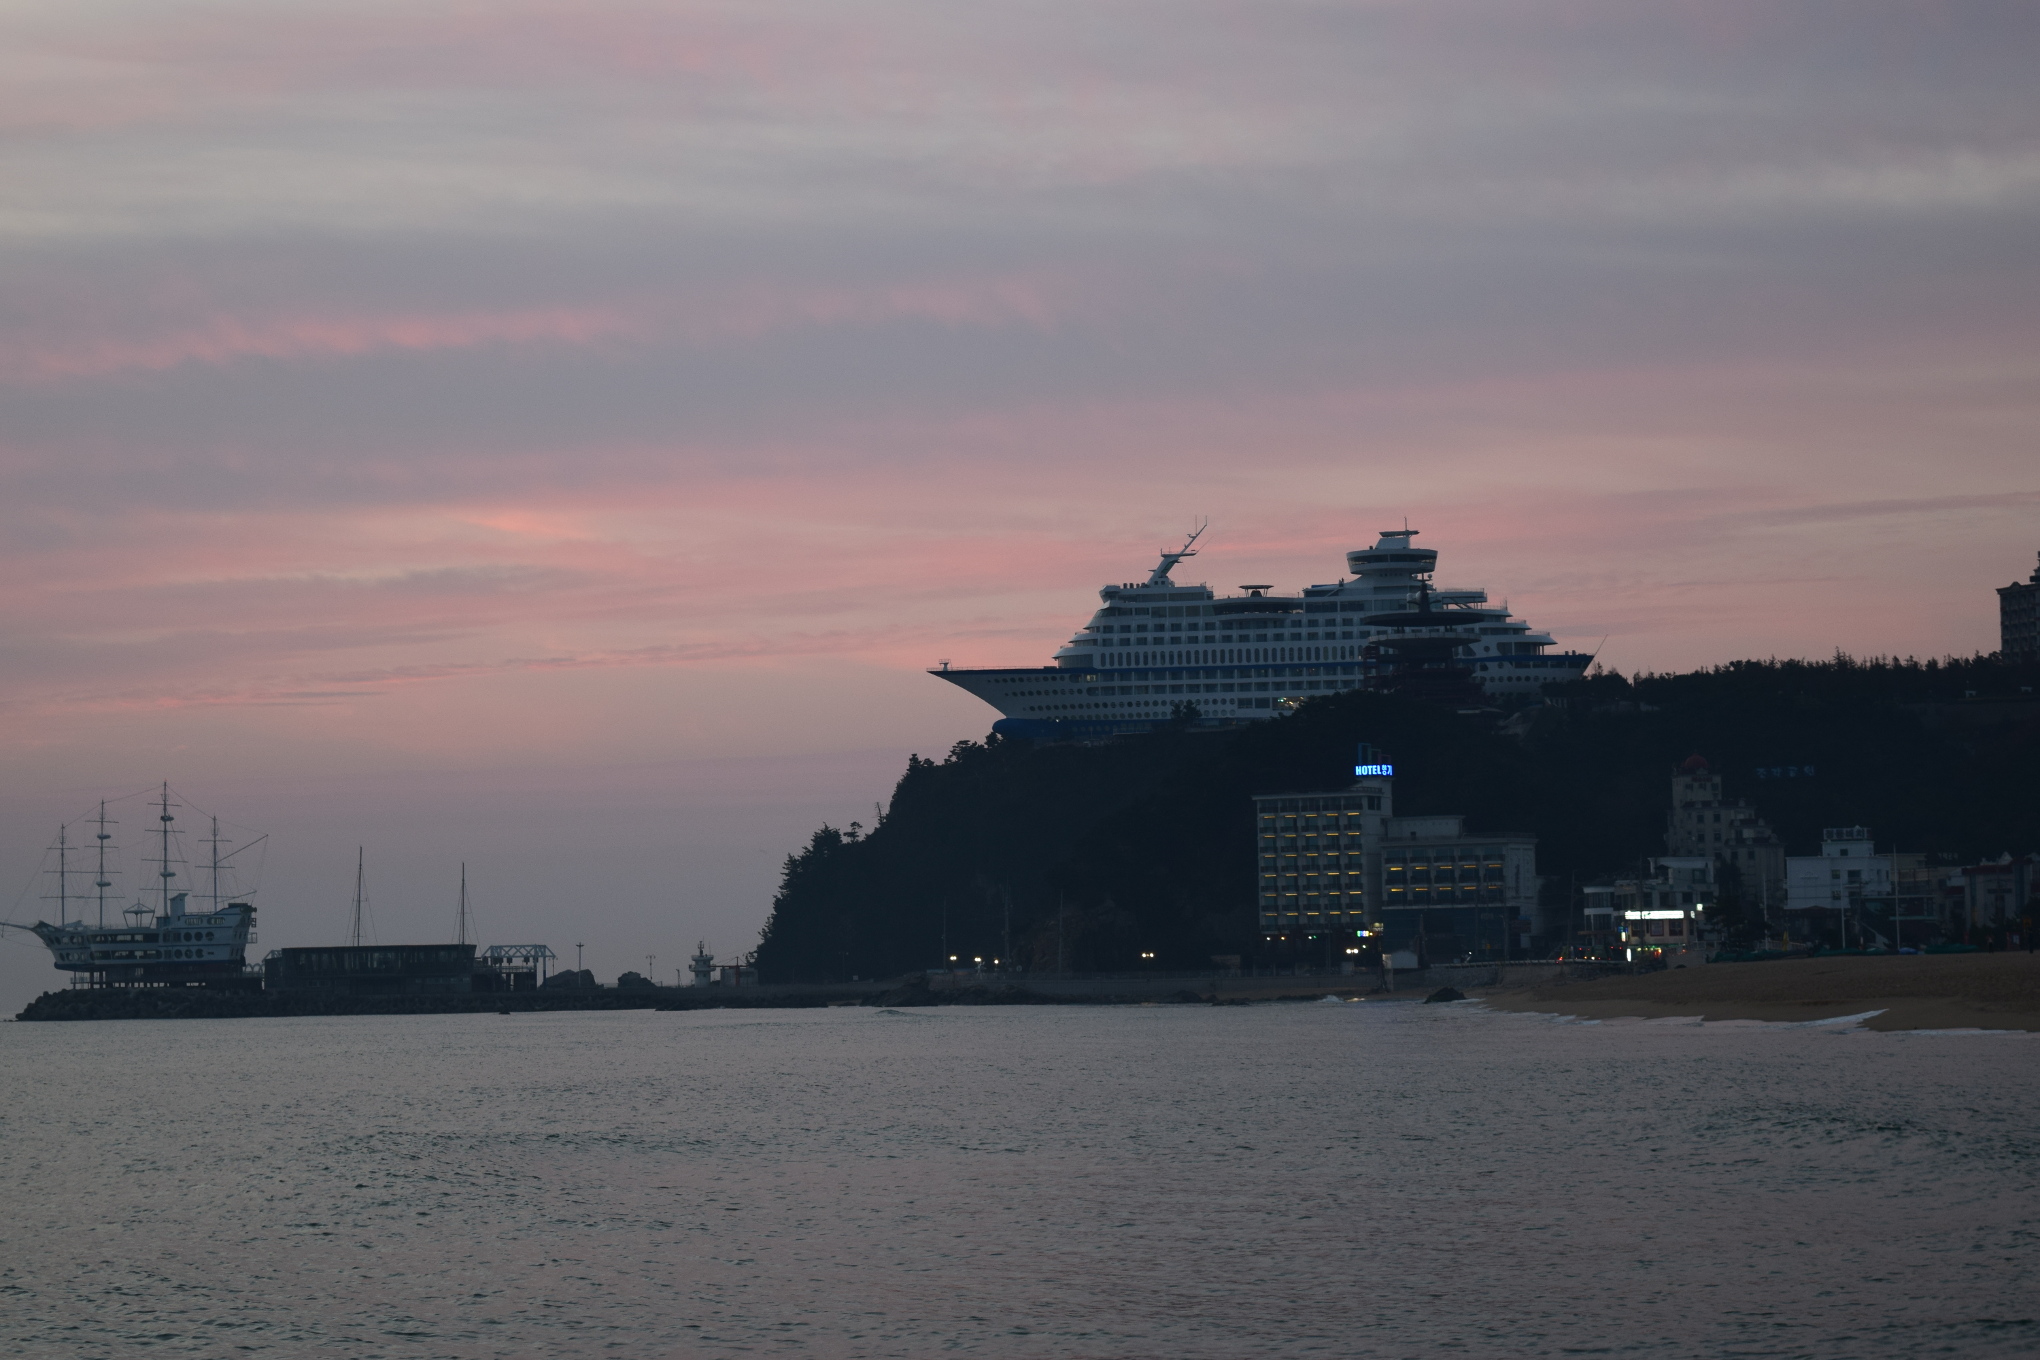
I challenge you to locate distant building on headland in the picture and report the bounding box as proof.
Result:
[1253,750,1539,967]
[2001,551,2040,661]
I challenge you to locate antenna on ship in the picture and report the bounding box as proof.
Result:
[456,862,471,946]
[349,847,367,947]
[93,801,117,929]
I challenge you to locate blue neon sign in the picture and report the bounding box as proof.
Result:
[1354,763,1394,777]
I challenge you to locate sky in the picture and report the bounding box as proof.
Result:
[3,0,2037,1008]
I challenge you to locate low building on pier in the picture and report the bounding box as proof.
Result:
[265,943,482,995]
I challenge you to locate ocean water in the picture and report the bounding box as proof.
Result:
[1,1002,2035,1359]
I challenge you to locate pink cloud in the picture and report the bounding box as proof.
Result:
[3,306,647,383]
[1,3,845,135]
[2,270,1083,384]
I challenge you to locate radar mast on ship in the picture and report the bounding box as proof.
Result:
[1144,521,1206,587]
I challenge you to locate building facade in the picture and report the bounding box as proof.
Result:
[1784,826,1895,947]
[1666,756,1786,920]
[1948,855,2038,947]
[2000,551,2040,662]
[1578,858,1715,961]
[1254,757,1538,964]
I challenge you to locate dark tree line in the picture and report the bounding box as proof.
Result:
[752,654,2040,981]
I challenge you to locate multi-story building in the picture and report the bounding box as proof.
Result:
[1666,756,1786,919]
[1254,752,1539,965]
[1252,767,1395,938]
[2000,551,2040,662]
[1785,826,1895,947]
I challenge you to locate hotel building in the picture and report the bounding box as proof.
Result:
[1254,753,1540,963]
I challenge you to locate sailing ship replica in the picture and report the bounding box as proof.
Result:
[30,784,262,989]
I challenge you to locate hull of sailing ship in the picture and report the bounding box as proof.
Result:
[32,903,258,988]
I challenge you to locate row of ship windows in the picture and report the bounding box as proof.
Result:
[1018,681,1360,713]
[1088,621,1536,637]
[1095,635,1406,648]
[61,948,222,961]
[1097,602,1412,620]
[52,929,228,945]
[1085,632,1370,640]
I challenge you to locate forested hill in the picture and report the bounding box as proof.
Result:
[752,655,2040,982]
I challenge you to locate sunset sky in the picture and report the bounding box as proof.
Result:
[3,0,2036,1006]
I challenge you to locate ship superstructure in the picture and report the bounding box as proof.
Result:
[933,527,1592,739]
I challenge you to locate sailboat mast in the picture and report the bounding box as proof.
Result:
[350,847,365,947]
[55,825,69,922]
[94,801,114,929]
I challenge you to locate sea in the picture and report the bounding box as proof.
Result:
[1,1000,2035,1359]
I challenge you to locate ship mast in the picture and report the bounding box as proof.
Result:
[94,801,116,929]
[350,847,367,947]
[1143,521,1207,587]
[456,863,471,946]
[51,825,69,922]
[205,816,230,913]
[152,782,182,920]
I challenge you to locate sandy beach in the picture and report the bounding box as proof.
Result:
[1477,951,2040,1030]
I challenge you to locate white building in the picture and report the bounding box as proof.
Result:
[1785,827,1894,944]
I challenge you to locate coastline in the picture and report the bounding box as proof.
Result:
[1474,952,2040,1031]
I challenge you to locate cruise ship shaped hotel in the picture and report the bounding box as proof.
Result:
[935,527,1593,738]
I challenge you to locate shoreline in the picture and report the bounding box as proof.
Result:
[19,954,2040,1029]
[1473,953,2040,1031]
[9,979,1235,1022]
